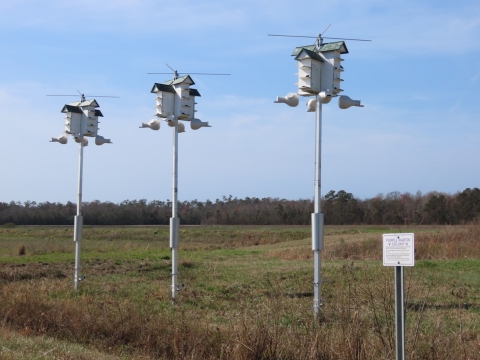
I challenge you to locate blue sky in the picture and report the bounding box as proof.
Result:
[1,0,480,203]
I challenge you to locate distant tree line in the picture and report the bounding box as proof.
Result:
[1,188,480,226]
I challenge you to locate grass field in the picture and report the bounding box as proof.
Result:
[0,224,479,359]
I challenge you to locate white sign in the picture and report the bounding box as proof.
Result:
[383,233,415,267]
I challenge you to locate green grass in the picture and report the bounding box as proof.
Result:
[0,327,132,360]
[1,225,480,359]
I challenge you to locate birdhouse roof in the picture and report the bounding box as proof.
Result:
[151,83,176,94]
[189,88,201,97]
[69,99,100,108]
[60,104,103,116]
[163,75,195,86]
[150,82,201,97]
[291,44,316,56]
[291,41,349,57]
[319,41,348,53]
[61,104,83,114]
[294,48,324,62]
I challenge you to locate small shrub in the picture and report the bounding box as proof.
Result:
[2,222,15,228]
[180,259,194,268]
[18,245,26,256]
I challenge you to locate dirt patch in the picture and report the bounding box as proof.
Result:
[0,262,68,282]
[0,259,171,283]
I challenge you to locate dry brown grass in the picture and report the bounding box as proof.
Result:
[1,264,479,360]
[325,223,480,261]
[415,224,480,259]
[0,326,133,360]
[0,224,479,359]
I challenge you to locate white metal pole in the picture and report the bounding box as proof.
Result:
[73,141,84,290]
[312,94,324,317]
[170,121,179,300]
[395,266,406,360]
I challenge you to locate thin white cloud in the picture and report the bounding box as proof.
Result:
[471,72,480,83]
[0,0,249,34]
[2,0,480,203]
[2,0,479,57]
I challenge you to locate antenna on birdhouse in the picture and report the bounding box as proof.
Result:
[269,26,371,55]
[321,24,332,36]
[47,90,119,102]
[268,29,372,42]
[313,24,333,49]
[147,63,231,80]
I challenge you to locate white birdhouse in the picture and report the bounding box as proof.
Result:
[151,83,176,118]
[61,99,103,137]
[150,75,201,121]
[315,41,348,95]
[295,48,323,95]
[62,105,83,135]
[57,98,110,146]
[292,41,348,97]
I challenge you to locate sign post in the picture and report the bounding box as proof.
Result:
[383,233,415,360]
